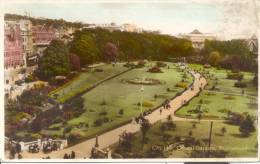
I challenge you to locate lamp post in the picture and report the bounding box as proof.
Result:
[140,76,145,115]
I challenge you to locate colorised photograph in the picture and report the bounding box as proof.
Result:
[2,0,259,161]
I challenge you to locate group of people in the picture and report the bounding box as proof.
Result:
[42,141,59,153]
[64,151,76,159]
[28,144,40,153]
[159,99,171,115]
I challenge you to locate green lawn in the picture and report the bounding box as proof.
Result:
[174,63,257,119]
[44,62,193,140]
[49,63,129,103]
[175,91,257,119]
[189,64,257,96]
[111,121,257,158]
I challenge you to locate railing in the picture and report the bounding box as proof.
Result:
[5,137,68,152]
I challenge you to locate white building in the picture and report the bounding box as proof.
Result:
[248,34,258,56]
[82,22,143,33]
[180,29,216,49]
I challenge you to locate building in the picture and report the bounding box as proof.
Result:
[31,25,58,63]
[19,19,34,66]
[180,29,216,49]
[121,23,143,33]
[83,22,143,33]
[248,34,258,57]
[4,22,24,69]
[32,25,57,45]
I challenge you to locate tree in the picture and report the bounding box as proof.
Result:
[70,34,100,65]
[140,119,151,144]
[119,132,134,151]
[221,127,226,136]
[103,42,119,62]
[37,40,71,80]
[208,51,221,66]
[69,53,81,71]
[239,115,255,137]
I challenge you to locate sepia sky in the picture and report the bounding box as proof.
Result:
[3,0,259,40]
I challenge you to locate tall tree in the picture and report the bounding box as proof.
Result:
[37,40,71,80]
[208,51,221,66]
[103,42,119,62]
[70,34,100,65]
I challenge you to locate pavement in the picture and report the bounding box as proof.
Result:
[18,67,209,159]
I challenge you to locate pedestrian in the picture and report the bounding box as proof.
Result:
[160,108,162,115]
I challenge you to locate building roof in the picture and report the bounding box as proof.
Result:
[190,29,202,34]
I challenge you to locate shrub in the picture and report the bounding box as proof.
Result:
[25,74,35,83]
[224,95,235,100]
[175,82,188,88]
[30,133,42,140]
[64,126,72,133]
[148,66,162,73]
[103,117,109,123]
[136,60,146,68]
[227,72,244,80]
[100,99,107,105]
[156,61,167,67]
[94,118,103,126]
[124,62,135,68]
[234,81,247,88]
[118,109,124,115]
[142,101,154,107]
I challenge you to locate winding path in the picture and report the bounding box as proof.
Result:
[19,66,208,159]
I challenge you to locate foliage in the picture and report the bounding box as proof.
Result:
[37,40,71,80]
[102,42,119,62]
[175,82,188,88]
[136,60,146,68]
[70,28,194,63]
[148,66,162,73]
[208,51,221,66]
[156,61,167,67]
[69,53,81,71]
[227,72,244,80]
[239,115,255,137]
[118,109,124,115]
[234,81,247,88]
[202,39,255,71]
[70,33,100,65]
[94,118,104,127]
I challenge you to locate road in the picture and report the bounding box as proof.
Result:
[19,67,208,159]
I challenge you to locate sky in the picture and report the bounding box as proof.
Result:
[3,0,259,40]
